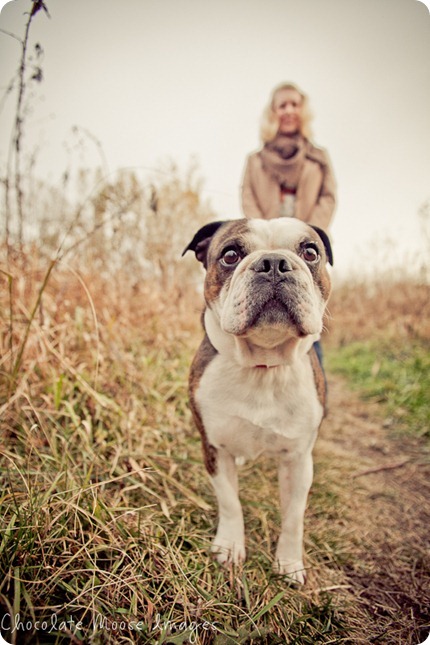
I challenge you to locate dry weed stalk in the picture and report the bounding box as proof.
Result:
[2,0,50,255]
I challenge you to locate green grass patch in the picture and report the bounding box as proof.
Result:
[326,340,430,440]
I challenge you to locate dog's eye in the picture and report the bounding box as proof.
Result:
[302,244,320,264]
[220,248,242,267]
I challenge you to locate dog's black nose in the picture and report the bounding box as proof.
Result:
[252,253,293,276]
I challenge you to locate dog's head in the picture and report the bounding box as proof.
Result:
[183,218,332,355]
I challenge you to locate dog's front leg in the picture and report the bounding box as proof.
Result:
[210,447,245,565]
[275,450,314,584]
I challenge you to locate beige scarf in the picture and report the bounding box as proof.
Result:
[259,134,307,190]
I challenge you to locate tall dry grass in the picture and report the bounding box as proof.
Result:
[1,248,353,644]
[325,276,430,347]
[1,234,429,643]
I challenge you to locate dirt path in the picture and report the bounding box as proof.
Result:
[313,375,430,644]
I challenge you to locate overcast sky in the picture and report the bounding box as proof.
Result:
[1,0,429,276]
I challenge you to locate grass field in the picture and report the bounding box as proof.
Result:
[325,277,430,442]
[1,252,429,644]
[326,339,430,442]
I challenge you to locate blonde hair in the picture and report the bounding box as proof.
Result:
[259,82,314,143]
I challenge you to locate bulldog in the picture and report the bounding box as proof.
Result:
[183,217,333,583]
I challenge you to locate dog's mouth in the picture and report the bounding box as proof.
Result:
[247,295,312,338]
[221,281,321,340]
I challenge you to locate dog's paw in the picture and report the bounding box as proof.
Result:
[211,538,246,566]
[273,559,306,585]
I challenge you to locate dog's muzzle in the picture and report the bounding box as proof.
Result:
[219,250,322,339]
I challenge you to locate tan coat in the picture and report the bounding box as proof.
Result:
[241,143,336,231]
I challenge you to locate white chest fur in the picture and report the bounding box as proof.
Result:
[196,353,322,461]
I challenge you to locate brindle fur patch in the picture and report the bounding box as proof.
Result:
[300,229,332,302]
[189,332,218,475]
[309,345,327,418]
[203,220,252,304]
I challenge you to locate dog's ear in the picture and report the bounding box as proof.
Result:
[182,221,226,267]
[310,226,333,266]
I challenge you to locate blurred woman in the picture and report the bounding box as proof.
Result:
[241,82,336,230]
